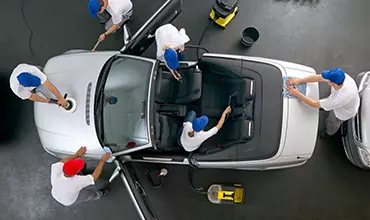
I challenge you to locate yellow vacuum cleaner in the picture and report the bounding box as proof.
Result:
[207,184,246,205]
[210,0,239,28]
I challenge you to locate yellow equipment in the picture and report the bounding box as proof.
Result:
[207,184,246,205]
[209,0,239,28]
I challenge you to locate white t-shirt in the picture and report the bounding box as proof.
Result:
[180,122,218,152]
[106,0,133,24]
[320,73,360,121]
[50,162,95,206]
[155,24,190,60]
[10,64,47,100]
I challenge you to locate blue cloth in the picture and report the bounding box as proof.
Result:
[103,147,114,163]
[283,76,307,99]
[88,0,101,18]
[17,72,41,87]
[192,116,209,132]
[164,48,179,70]
[322,68,345,85]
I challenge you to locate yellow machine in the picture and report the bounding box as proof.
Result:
[207,184,246,205]
[209,0,239,28]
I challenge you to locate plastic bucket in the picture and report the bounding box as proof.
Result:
[241,27,260,47]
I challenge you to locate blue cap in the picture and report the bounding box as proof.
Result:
[88,0,101,18]
[164,48,179,70]
[17,72,41,87]
[192,116,209,132]
[322,68,345,85]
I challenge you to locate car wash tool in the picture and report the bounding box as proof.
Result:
[207,184,246,205]
[210,0,239,28]
[146,168,168,188]
[103,146,115,163]
[61,94,77,113]
[91,38,102,52]
[188,167,246,205]
[241,27,260,47]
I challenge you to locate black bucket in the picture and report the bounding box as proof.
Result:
[241,27,260,47]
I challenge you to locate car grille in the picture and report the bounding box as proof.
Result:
[85,82,92,126]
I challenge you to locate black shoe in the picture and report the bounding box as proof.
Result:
[320,132,331,139]
[101,188,110,197]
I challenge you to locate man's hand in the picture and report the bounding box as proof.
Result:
[286,78,301,86]
[58,98,68,108]
[287,86,301,97]
[223,106,232,115]
[99,33,106,42]
[75,146,87,157]
[100,152,112,162]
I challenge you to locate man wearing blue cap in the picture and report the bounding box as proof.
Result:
[88,0,133,42]
[178,106,232,152]
[10,64,68,106]
[287,68,360,138]
[155,24,191,81]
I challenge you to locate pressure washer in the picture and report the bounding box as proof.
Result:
[210,0,239,28]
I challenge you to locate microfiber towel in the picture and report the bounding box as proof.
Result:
[282,76,307,99]
[103,147,115,163]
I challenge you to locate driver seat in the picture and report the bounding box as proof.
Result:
[155,66,202,104]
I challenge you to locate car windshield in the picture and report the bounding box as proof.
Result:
[96,56,154,151]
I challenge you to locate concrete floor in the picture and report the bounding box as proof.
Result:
[2,0,370,219]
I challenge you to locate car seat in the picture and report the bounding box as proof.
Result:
[155,66,202,104]
[155,114,182,151]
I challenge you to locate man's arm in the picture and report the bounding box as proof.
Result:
[43,80,63,100]
[105,24,120,36]
[298,74,327,84]
[216,106,232,130]
[60,146,87,163]
[29,93,50,103]
[91,153,111,181]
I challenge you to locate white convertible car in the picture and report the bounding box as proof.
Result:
[34,0,319,219]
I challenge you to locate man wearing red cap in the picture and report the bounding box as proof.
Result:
[51,146,112,206]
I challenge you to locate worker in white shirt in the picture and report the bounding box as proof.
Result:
[50,146,112,206]
[178,106,232,152]
[287,68,360,138]
[9,63,68,107]
[88,0,133,42]
[155,24,190,81]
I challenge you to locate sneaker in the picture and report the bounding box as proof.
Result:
[320,132,331,139]
[101,188,111,197]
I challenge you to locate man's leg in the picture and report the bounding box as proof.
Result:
[73,188,104,205]
[184,110,196,122]
[324,111,344,136]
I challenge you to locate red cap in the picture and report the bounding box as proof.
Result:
[63,159,85,176]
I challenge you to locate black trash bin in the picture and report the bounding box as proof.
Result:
[241,27,260,47]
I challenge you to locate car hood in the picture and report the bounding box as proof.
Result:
[34,51,118,155]
[281,66,319,157]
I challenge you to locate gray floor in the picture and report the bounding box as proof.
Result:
[2,0,370,219]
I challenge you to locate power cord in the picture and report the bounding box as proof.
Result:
[20,0,36,57]
[196,18,217,60]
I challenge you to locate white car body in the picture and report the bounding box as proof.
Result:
[35,52,319,170]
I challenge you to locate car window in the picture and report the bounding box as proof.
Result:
[102,57,153,150]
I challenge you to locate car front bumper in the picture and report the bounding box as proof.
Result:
[341,120,370,169]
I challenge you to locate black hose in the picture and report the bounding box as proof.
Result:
[196,18,217,60]
[188,167,207,195]
[20,0,36,57]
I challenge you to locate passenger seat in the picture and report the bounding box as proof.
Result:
[155,66,202,104]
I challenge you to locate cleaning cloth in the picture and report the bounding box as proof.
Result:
[103,147,115,163]
[282,76,307,99]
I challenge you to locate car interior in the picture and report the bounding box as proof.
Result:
[141,55,284,162]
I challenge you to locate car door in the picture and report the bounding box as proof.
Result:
[112,159,159,220]
[121,0,183,56]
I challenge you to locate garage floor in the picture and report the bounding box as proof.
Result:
[2,0,370,219]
